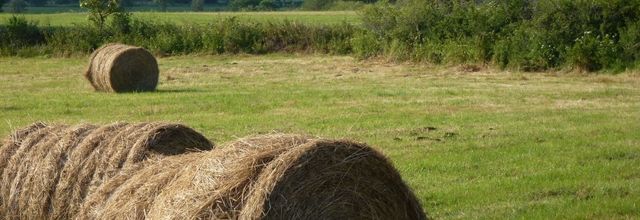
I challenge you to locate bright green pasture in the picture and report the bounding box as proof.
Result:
[0,55,639,219]
[0,11,359,26]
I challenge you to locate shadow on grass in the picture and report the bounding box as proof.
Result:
[154,89,204,93]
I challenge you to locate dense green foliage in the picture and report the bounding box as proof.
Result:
[80,0,123,30]
[2,0,640,72]
[359,0,640,72]
[191,0,204,11]
[302,0,373,10]
[0,15,355,56]
[6,0,27,13]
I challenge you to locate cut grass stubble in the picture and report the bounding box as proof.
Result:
[0,55,639,219]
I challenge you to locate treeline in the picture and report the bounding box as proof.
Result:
[0,0,380,12]
[0,15,355,56]
[2,0,640,72]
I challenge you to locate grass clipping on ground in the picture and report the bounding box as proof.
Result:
[85,44,159,93]
[1,123,426,219]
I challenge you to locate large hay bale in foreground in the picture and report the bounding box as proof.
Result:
[80,134,427,220]
[85,43,159,92]
[0,122,213,219]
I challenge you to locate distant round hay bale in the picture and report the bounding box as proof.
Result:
[0,122,214,219]
[85,43,159,93]
[80,134,427,220]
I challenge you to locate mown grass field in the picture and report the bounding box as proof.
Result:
[0,11,359,26]
[1,55,639,219]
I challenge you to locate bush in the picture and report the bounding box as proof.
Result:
[328,1,365,11]
[0,16,44,55]
[27,0,46,6]
[6,0,27,13]
[258,0,275,10]
[302,0,332,10]
[229,0,259,10]
[351,30,380,58]
[360,0,640,72]
[109,11,132,35]
[191,0,204,11]
[618,20,640,69]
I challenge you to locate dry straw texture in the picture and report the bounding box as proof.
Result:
[79,134,427,220]
[85,43,159,93]
[0,122,213,220]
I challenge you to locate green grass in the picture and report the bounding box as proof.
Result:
[0,11,359,26]
[1,55,639,219]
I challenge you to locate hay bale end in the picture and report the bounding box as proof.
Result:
[85,43,159,93]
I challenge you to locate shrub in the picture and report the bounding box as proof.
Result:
[258,0,275,10]
[618,20,640,69]
[27,0,46,6]
[302,0,333,10]
[360,0,640,72]
[351,30,380,58]
[0,16,44,55]
[328,1,365,11]
[109,11,132,35]
[6,0,27,13]
[191,0,204,11]
[229,0,259,10]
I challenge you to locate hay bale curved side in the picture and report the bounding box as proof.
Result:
[79,134,426,220]
[0,125,68,219]
[78,134,313,219]
[0,122,47,179]
[0,122,214,219]
[85,43,159,93]
[241,140,427,220]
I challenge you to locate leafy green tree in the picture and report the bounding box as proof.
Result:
[80,0,121,31]
[119,0,133,7]
[191,0,203,11]
[154,0,171,11]
[0,0,5,12]
[7,0,27,13]
[229,0,260,10]
[302,0,332,10]
[258,0,276,10]
[27,0,47,6]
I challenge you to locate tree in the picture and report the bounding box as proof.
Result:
[229,0,260,10]
[302,0,333,10]
[258,0,276,10]
[191,0,203,11]
[154,0,170,11]
[80,0,121,31]
[27,0,47,6]
[0,0,4,12]
[7,0,27,13]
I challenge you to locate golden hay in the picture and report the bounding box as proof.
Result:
[0,122,213,219]
[85,43,159,93]
[79,134,427,220]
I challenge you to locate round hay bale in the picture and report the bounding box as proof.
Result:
[80,134,427,220]
[0,122,214,219]
[85,43,159,93]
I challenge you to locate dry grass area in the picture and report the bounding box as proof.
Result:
[0,54,639,219]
